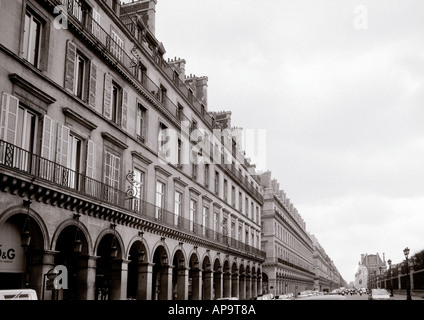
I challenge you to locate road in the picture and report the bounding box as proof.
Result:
[343,292,423,300]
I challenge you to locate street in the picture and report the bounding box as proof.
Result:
[343,292,423,301]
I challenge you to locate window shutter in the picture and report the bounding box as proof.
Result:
[104,151,111,186]
[103,73,112,120]
[89,61,97,108]
[92,9,101,38]
[121,88,128,129]
[41,115,54,161]
[56,124,70,167]
[0,92,19,144]
[64,40,76,93]
[86,139,96,178]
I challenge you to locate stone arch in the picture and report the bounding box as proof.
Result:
[51,217,93,256]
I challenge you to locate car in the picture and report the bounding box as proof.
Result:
[368,289,393,300]
[296,294,347,300]
[216,296,239,300]
[0,289,38,300]
[256,293,274,300]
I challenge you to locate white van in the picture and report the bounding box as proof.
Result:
[0,289,38,300]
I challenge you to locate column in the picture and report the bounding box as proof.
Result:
[214,267,223,299]
[203,267,214,300]
[239,273,246,300]
[76,255,98,300]
[251,275,257,298]
[231,270,239,298]
[177,265,188,300]
[245,274,251,299]
[32,250,58,300]
[223,269,232,298]
[159,265,173,300]
[137,262,153,300]
[409,266,414,290]
[191,269,202,300]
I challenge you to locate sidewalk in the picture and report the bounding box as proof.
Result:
[392,293,424,300]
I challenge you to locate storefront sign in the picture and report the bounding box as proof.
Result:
[0,221,25,273]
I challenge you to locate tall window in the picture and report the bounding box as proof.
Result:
[159,85,167,104]
[155,181,165,220]
[158,122,169,157]
[231,186,235,207]
[189,199,197,232]
[111,82,122,124]
[136,103,147,143]
[204,164,209,188]
[104,151,120,204]
[74,52,87,100]
[213,212,218,240]
[223,179,228,202]
[174,191,182,226]
[14,105,38,171]
[132,169,144,212]
[23,10,42,67]
[239,191,242,212]
[68,134,82,189]
[202,206,208,236]
[214,171,219,195]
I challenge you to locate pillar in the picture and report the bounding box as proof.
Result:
[159,265,173,300]
[231,271,239,298]
[191,269,202,300]
[251,275,257,298]
[214,268,223,299]
[239,274,246,300]
[245,275,251,299]
[137,262,153,300]
[76,255,98,300]
[223,270,232,298]
[32,250,58,300]
[203,268,213,300]
[176,266,188,300]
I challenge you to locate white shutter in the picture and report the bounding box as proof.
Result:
[86,139,96,178]
[88,61,97,109]
[64,40,76,93]
[56,124,70,167]
[103,73,112,120]
[41,115,54,160]
[0,93,19,144]
[121,88,128,130]
[92,9,101,39]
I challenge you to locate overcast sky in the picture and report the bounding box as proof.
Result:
[125,0,424,283]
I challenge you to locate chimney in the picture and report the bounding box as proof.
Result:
[260,171,272,188]
[121,0,157,35]
[195,76,208,106]
[168,57,186,81]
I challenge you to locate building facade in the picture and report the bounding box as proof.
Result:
[0,0,265,300]
[259,171,316,296]
[310,234,345,292]
[354,253,387,289]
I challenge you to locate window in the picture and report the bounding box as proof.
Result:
[134,63,147,85]
[239,192,242,212]
[104,151,121,204]
[245,197,249,215]
[68,134,82,189]
[188,89,193,103]
[132,168,144,212]
[136,103,147,143]
[223,179,228,202]
[176,104,184,121]
[189,199,197,232]
[191,150,198,180]
[231,220,235,238]
[204,164,209,188]
[174,191,182,226]
[71,0,88,25]
[231,185,235,207]
[214,171,219,195]
[111,82,121,123]
[74,52,87,100]
[158,122,169,157]
[23,10,42,67]
[177,138,183,168]
[202,206,208,236]
[159,85,167,104]
[213,212,218,240]
[110,30,123,62]
[155,181,165,220]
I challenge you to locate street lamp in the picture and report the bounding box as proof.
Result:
[379,266,382,289]
[403,247,412,300]
[388,259,393,297]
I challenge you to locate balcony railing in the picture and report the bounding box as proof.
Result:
[0,139,265,258]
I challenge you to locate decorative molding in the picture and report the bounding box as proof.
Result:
[63,107,97,131]
[188,187,201,196]
[131,151,153,166]
[101,132,128,150]
[202,195,213,203]
[154,165,172,177]
[173,177,188,188]
[9,73,56,104]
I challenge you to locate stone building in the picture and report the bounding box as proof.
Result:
[0,0,265,300]
[354,253,387,289]
[259,171,315,296]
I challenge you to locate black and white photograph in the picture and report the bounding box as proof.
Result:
[0,0,423,313]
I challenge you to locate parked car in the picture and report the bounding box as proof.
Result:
[216,296,239,300]
[368,289,393,300]
[0,289,38,300]
[296,294,347,300]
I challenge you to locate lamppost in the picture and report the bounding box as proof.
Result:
[379,266,382,289]
[388,259,393,297]
[403,247,412,300]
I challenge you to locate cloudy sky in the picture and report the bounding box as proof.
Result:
[128,0,424,282]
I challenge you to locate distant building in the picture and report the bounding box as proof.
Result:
[354,253,387,289]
